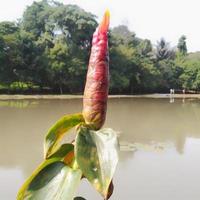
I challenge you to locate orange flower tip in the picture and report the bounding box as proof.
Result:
[99,9,110,33]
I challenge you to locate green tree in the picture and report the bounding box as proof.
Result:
[0,21,19,35]
[0,22,23,84]
[22,0,54,39]
[19,30,49,87]
[52,4,97,50]
[155,38,175,61]
[111,25,141,47]
[20,1,97,92]
[109,43,135,93]
[0,0,199,94]
[179,60,200,90]
[177,35,187,55]
[137,39,153,57]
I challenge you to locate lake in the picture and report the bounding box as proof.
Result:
[1,97,200,200]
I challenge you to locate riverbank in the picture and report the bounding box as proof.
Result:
[1,94,200,100]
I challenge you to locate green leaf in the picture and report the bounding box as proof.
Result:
[44,113,84,158]
[17,158,60,199]
[48,143,75,166]
[48,143,74,160]
[17,161,82,200]
[75,126,119,198]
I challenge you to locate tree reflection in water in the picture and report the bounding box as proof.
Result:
[1,97,200,199]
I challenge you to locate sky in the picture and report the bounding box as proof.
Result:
[0,0,200,52]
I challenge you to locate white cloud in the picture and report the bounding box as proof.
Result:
[0,0,34,22]
[63,0,200,52]
[1,0,199,52]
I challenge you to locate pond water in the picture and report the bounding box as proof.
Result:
[1,97,200,200]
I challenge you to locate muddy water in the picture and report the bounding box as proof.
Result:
[1,98,200,200]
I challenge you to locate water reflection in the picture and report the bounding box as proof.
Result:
[1,98,200,199]
[106,98,200,155]
[169,97,175,103]
[0,100,39,108]
[1,98,200,166]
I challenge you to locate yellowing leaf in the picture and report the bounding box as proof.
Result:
[75,126,119,198]
[48,143,74,160]
[44,113,84,158]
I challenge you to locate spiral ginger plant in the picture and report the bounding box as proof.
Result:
[17,10,119,200]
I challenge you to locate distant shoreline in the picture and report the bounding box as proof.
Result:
[1,94,200,100]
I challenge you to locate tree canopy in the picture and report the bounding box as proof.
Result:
[0,0,199,94]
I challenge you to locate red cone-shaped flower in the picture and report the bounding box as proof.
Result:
[83,10,110,130]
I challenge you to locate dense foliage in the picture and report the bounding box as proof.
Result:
[0,0,200,94]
